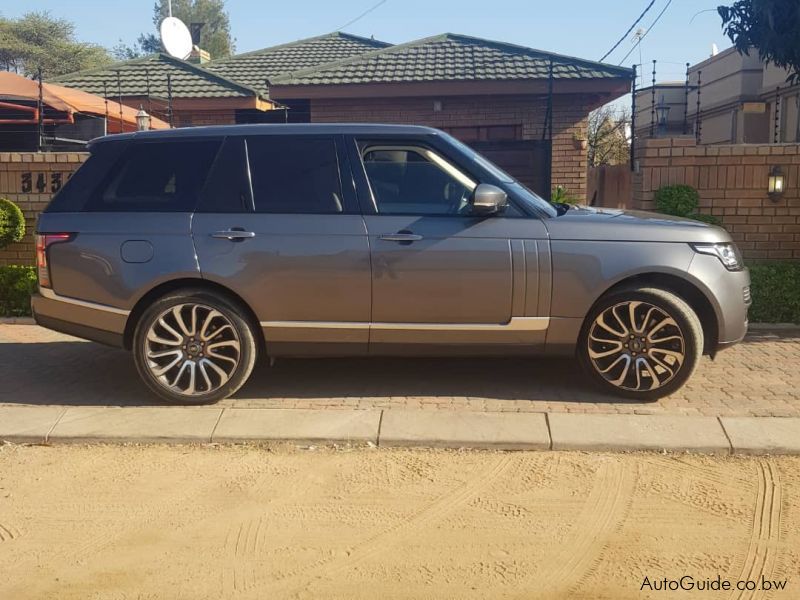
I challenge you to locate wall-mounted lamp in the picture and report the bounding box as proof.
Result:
[768,165,785,200]
[655,95,671,134]
[135,105,151,131]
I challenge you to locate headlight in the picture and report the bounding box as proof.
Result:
[691,243,744,271]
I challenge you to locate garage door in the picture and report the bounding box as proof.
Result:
[469,140,552,199]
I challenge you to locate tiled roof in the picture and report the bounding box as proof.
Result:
[50,54,260,99]
[205,32,391,93]
[271,33,632,86]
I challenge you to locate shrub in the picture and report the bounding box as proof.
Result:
[654,184,722,226]
[747,262,800,324]
[0,198,25,249]
[0,265,36,317]
[551,185,580,205]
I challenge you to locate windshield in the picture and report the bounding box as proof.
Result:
[440,132,557,218]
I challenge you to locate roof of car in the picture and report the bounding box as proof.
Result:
[92,123,444,144]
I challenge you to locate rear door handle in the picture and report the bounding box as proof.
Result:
[211,229,256,241]
[379,233,423,243]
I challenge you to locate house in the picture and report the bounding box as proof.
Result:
[635,46,799,145]
[54,32,633,199]
[213,32,631,199]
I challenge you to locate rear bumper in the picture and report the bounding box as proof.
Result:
[31,289,128,348]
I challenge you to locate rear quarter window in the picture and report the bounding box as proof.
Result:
[85,140,221,212]
[45,140,129,213]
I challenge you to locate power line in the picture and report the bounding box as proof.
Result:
[336,0,389,32]
[599,0,656,62]
[618,0,674,66]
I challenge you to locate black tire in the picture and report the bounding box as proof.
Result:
[578,286,703,401]
[133,288,257,405]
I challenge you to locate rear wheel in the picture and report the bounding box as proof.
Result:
[578,287,703,400]
[133,289,257,405]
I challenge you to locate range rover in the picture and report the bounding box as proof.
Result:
[32,124,750,404]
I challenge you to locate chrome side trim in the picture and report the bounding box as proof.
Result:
[260,317,550,332]
[260,321,369,330]
[39,287,130,316]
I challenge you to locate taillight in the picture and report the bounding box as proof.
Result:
[35,233,73,289]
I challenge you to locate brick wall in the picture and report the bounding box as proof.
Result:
[633,138,800,259]
[0,152,87,266]
[311,94,592,199]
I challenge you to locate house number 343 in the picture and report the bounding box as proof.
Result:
[20,172,67,194]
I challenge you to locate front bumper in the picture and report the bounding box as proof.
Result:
[31,289,128,348]
[687,254,751,349]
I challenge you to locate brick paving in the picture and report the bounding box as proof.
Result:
[1,323,799,417]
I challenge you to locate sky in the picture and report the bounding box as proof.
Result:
[3,0,732,98]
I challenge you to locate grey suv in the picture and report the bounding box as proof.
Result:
[32,124,750,404]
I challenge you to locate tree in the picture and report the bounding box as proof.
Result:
[117,0,234,60]
[588,107,631,168]
[0,12,111,77]
[111,34,161,61]
[718,0,800,82]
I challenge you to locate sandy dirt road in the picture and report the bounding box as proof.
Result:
[0,444,797,600]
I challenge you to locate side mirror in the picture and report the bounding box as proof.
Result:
[470,183,508,215]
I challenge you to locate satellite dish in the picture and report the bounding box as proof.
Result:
[160,16,192,59]
[711,43,720,56]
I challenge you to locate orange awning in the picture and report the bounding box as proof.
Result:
[0,71,168,133]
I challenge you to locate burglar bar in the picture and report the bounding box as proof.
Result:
[37,67,44,152]
[683,63,690,135]
[630,64,637,171]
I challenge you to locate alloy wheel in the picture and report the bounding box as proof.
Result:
[144,303,241,397]
[586,301,686,392]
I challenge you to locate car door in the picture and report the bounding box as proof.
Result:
[350,137,548,350]
[192,134,371,355]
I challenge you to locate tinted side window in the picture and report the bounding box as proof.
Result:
[87,140,220,212]
[45,141,129,212]
[197,137,251,213]
[246,137,343,214]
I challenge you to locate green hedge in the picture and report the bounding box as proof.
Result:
[0,263,799,324]
[0,265,36,317]
[0,198,26,249]
[747,262,800,324]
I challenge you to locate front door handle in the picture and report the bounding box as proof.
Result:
[211,229,256,241]
[379,233,423,243]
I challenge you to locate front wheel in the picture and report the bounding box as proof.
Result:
[133,289,257,405]
[578,287,703,401]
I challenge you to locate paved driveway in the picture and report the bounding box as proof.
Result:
[1,324,798,417]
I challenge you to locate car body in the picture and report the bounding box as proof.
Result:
[32,124,750,403]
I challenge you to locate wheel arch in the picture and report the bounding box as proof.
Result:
[123,278,265,353]
[586,272,720,356]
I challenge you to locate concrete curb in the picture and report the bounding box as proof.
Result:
[0,317,36,325]
[2,405,800,455]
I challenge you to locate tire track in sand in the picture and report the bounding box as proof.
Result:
[730,460,782,600]
[0,523,19,542]
[223,469,319,594]
[531,459,636,598]
[269,453,515,596]
[644,456,754,491]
